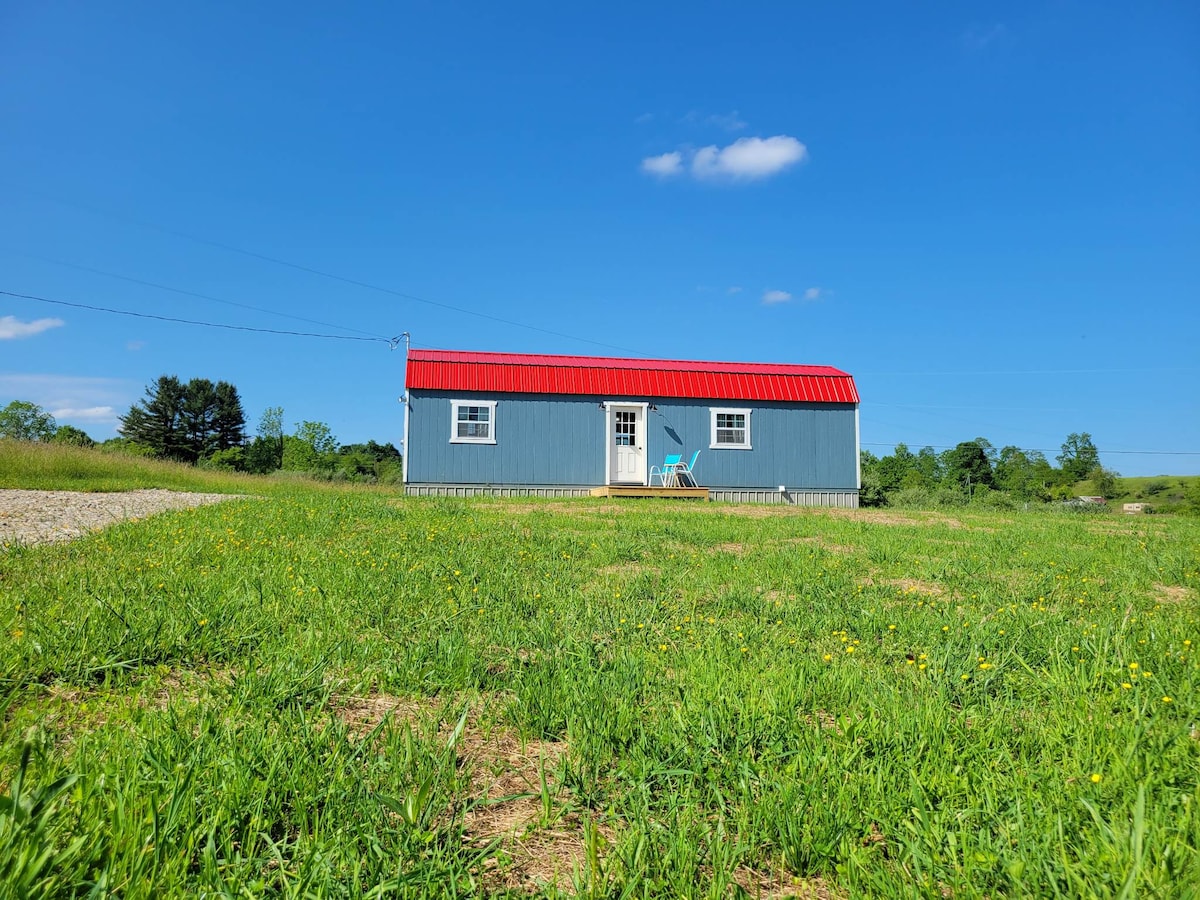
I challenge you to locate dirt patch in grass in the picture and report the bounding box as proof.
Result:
[713,541,749,555]
[332,693,613,892]
[331,691,435,739]
[730,868,843,899]
[859,576,946,596]
[454,711,615,893]
[1151,583,1195,605]
[800,708,842,733]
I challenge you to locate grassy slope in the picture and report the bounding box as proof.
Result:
[1110,475,1200,511]
[0,440,394,497]
[1,448,1199,897]
[0,440,264,493]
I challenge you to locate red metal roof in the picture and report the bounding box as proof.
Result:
[406,349,859,404]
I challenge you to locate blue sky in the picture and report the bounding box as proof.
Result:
[1,1,1197,476]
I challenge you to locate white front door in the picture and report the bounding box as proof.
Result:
[608,404,646,484]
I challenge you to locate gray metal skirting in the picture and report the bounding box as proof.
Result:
[708,489,859,508]
[405,483,859,507]
[405,484,595,498]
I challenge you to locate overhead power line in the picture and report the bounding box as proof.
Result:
[1,289,403,346]
[17,251,389,340]
[14,190,647,356]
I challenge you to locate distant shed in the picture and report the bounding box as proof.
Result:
[403,349,861,506]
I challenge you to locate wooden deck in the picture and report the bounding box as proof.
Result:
[590,485,709,500]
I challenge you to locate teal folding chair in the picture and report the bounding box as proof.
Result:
[671,450,701,487]
[649,453,682,486]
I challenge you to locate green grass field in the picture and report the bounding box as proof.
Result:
[2,445,1199,897]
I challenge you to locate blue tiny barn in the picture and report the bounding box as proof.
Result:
[403,349,861,506]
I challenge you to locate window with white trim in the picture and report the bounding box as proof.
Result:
[710,407,751,449]
[450,399,497,444]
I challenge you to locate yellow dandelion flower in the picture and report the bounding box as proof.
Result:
[978,662,992,670]
[1129,662,1139,670]
[1090,773,1102,783]
[823,653,833,661]
[961,674,970,680]
[918,663,927,671]
[1162,696,1173,703]
[1121,682,1132,689]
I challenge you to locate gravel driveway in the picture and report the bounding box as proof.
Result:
[0,489,244,547]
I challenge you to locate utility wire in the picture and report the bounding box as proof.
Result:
[15,251,390,340]
[14,191,648,356]
[1,289,401,345]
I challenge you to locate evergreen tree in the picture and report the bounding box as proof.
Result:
[121,375,247,462]
[120,375,187,459]
[213,381,246,451]
[181,378,218,462]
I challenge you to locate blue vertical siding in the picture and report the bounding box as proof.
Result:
[407,392,606,485]
[407,390,857,489]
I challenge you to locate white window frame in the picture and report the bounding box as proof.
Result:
[449,399,497,444]
[710,407,752,450]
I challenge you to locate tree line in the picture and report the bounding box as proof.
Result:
[0,374,402,484]
[859,433,1117,507]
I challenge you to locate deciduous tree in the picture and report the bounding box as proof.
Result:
[51,424,96,448]
[0,401,56,441]
[1057,433,1100,482]
[283,420,338,472]
[942,441,995,491]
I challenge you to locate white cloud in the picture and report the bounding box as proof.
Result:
[762,289,793,305]
[50,406,118,423]
[640,151,684,177]
[804,287,822,301]
[641,135,807,182]
[0,315,65,340]
[693,136,808,180]
[727,286,743,295]
[126,340,145,351]
[634,112,654,124]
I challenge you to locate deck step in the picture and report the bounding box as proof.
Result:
[590,485,709,500]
